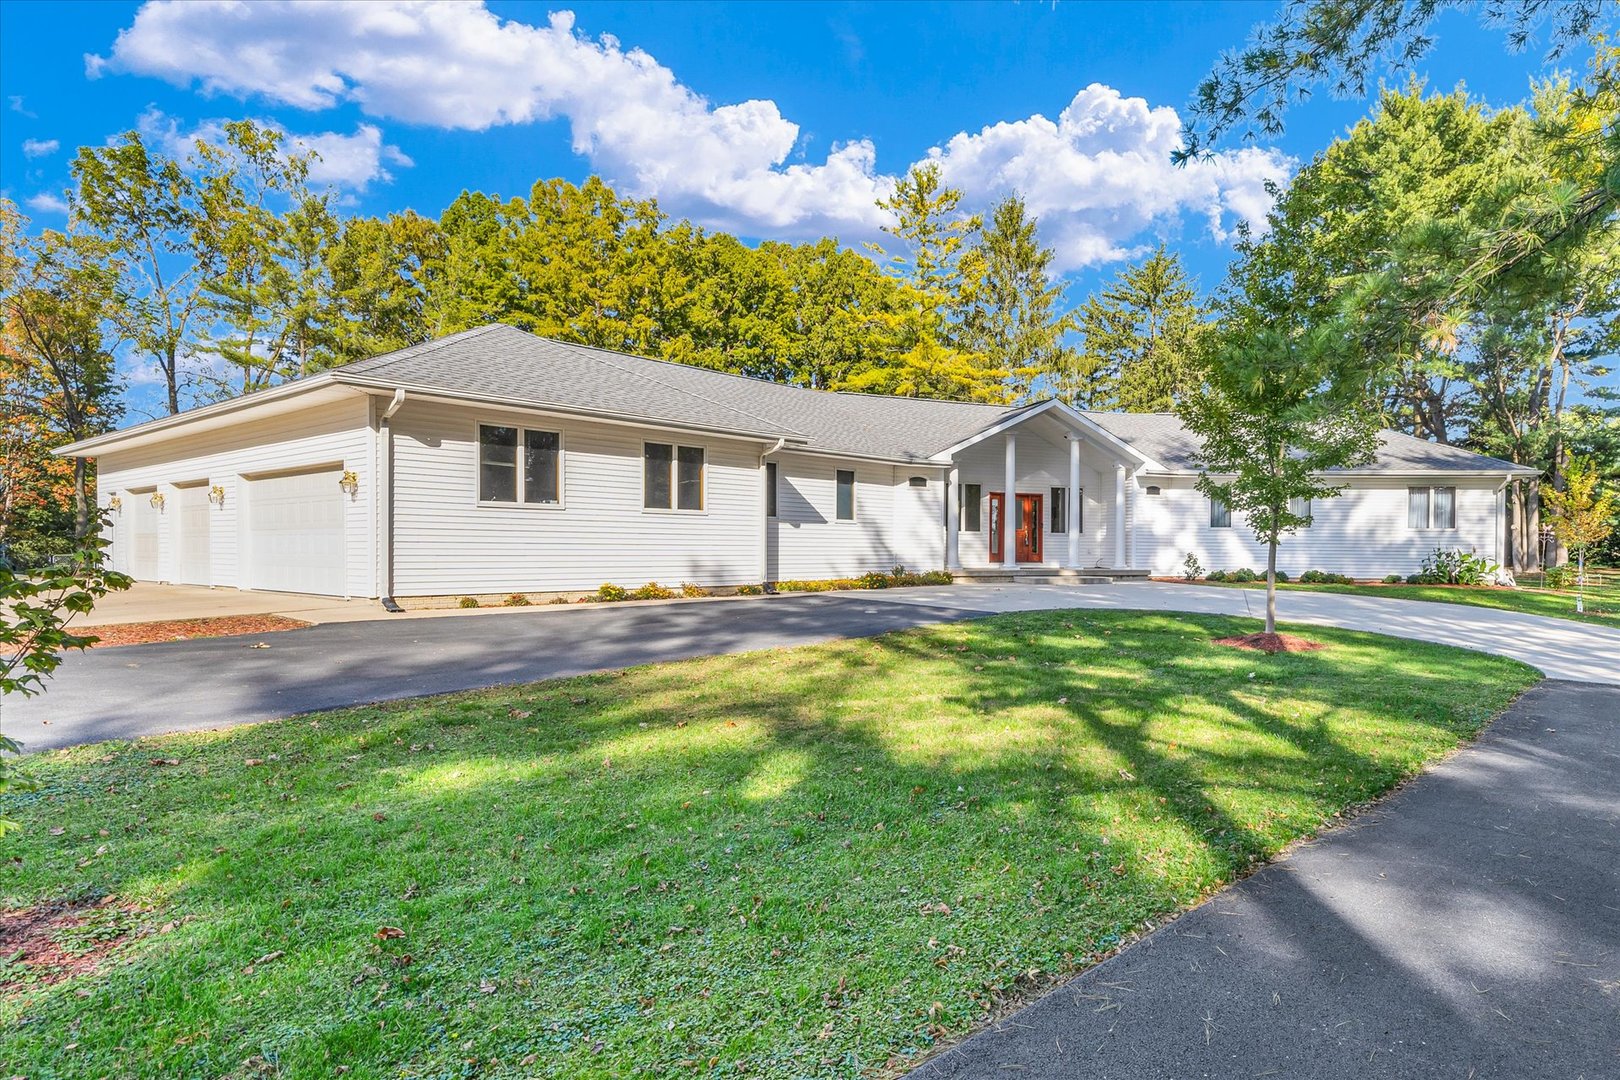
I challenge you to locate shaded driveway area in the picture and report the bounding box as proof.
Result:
[911,678,1620,1079]
[8,582,1618,753]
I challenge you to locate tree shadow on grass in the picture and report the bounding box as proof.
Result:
[1,609,1538,1079]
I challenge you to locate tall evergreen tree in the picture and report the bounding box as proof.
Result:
[1067,245,1205,412]
[960,194,1076,402]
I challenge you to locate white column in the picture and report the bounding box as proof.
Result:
[1003,434,1018,564]
[1068,437,1082,568]
[946,466,961,570]
[1113,464,1126,569]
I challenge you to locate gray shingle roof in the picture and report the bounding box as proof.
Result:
[337,324,1019,462]
[1084,411,1533,475]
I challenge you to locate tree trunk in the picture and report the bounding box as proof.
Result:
[165,346,180,416]
[72,456,89,542]
[1265,538,1278,636]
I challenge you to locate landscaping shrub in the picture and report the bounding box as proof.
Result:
[596,583,630,602]
[457,597,480,609]
[1543,564,1576,590]
[502,594,531,607]
[629,582,677,601]
[1420,547,1498,586]
[1273,569,1290,583]
[680,582,710,598]
[857,571,892,589]
[1231,567,1259,583]
[1383,574,1404,584]
[1208,569,1229,582]
[736,584,764,595]
[1407,573,1425,584]
[1182,552,1205,580]
[1299,570,1353,585]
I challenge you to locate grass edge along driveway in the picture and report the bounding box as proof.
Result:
[1,611,1538,1078]
[1174,577,1618,628]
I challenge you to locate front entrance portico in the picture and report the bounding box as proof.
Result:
[939,400,1151,573]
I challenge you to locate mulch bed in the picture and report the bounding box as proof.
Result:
[1213,632,1327,654]
[79,615,310,648]
[0,897,144,995]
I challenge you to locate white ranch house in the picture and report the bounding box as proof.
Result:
[59,324,1533,606]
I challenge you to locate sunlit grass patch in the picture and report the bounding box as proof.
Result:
[1,611,1536,1078]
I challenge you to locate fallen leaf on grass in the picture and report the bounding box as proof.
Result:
[375,926,406,940]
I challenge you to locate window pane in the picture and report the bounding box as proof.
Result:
[479,425,517,502]
[1210,497,1231,528]
[1288,495,1311,522]
[836,470,855,520]
[1408,487,1429,529]
[1434,486,1455,529]
[677,446,705,510]
[523,430,560,504]
[766,461,777,518]
[644,443,672,508]
[962,484,981,532]
[1050,487,1066,533]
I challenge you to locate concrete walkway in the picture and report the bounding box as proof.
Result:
[909,679,1620,1079]
[8,583,1616,753]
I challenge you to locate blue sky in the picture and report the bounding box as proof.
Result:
[0,1,1608,414]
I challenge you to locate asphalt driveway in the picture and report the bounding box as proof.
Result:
[909,678,1620,1079]
[8,582,1618,752]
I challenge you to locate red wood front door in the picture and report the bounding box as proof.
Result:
[988,493,1043,563]
[1017,493,1042,563]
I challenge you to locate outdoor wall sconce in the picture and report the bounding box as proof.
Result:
[339,470,360,496]
[149,492,165,510]
[108,495,122,513]
[208,485,226,507]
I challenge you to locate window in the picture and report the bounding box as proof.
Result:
[766,461,778,518]
[1210,497,1231,528]
[644,442,705,510]
[1050,487,1067,534]
[479,425,518,502]
[1287,495,1312,523]
[960,483,982,532]
[481,425,563,505]
[1409,485,1455,529]
[524,430,561,504]
[677,446,705,510]
[836,470,855,520]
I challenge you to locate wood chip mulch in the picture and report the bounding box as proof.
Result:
[78,614,310,648]
[0,898,143,995]
[1213,632,1327,654]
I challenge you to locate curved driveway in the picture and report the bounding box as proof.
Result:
[7,582,1616,754]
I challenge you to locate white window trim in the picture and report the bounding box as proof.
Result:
[1407,485,1457,531]
[834,468,857,523]
[642,439,709,515]
[475,421,566,510]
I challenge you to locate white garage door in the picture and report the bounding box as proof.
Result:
[175,484,212,585]
[247,468,346,596]
[126,492,160,581]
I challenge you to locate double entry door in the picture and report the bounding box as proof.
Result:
[988,492,1042,564]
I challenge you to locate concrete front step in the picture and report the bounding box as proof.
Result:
[950,568,1150,585]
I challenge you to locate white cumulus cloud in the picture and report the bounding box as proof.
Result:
[21,138,60,159]
[136,107,411,191]
[25,191,69,214]
[90,1,1290,262]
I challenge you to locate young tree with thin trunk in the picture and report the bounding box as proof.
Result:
[1179,321,1381,637]
[1541,455,1618,613]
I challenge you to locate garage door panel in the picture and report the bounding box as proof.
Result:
[176,485,212,585]
[127,496,159,581]
[248,469,345,595]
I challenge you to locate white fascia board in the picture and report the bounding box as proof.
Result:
[936,399,1164,471]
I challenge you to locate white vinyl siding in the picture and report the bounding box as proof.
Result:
[766,452,943,580]
[390,401,761,595]
[1134,477,1501,577]
[94,396,373,596]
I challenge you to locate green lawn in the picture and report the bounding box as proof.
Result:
[1,611,1538,1078]
[1184,577,1620,627]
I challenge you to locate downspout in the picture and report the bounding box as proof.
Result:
[379,389,406,613]
[759,437,787,594]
